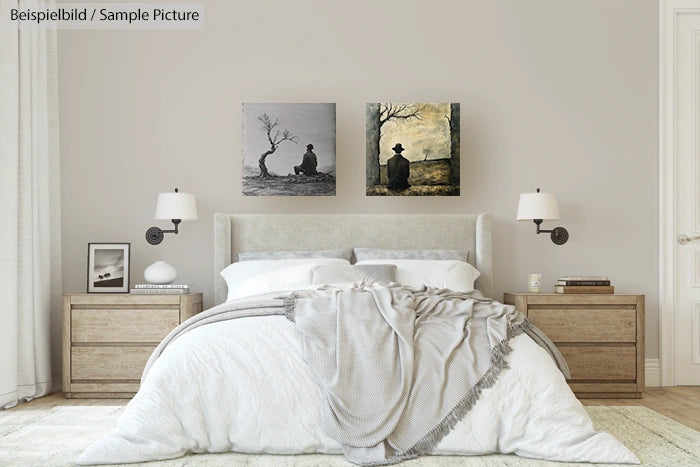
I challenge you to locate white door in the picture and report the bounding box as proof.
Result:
[669,4,700,385]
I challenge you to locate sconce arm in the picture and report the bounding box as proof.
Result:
[532,219,569,245]
[145,219,182,245]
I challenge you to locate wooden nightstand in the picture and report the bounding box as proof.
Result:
[503,292,644,399]
[62,293,203,398]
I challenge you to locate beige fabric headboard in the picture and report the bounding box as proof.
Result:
[214,213,493,305]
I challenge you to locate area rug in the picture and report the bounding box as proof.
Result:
[1,406,699,466]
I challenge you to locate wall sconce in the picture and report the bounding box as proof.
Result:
[516,188,569,245]
[145,188,198,245]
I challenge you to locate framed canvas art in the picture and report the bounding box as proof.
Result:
[242,103,336,196]
[87,243,130,293]
[366,103,460,196]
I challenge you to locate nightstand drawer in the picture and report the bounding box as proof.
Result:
[71,346,154,380]
[528,308,636,343]
[72,308,180,343]
[558,345,637,380]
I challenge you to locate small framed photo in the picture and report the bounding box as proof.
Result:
[87,243,130,293]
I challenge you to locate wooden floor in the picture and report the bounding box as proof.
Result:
[3,387,700,432]
[581,386,700,431]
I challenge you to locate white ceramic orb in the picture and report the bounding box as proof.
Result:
[144,261,177,285]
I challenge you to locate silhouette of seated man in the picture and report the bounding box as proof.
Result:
[386,143,410,191]
[294,144,318,175]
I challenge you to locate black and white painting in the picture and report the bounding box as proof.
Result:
[242,103,336,196]
[366,103,460,196]
[87,243,130,293]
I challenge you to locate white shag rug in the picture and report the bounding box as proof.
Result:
[1,405,699,466]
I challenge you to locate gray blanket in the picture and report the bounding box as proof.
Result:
[290,283,569,466]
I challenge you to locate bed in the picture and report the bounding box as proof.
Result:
[77,213,639,465]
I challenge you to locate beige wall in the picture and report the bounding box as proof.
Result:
[58,0,659,356]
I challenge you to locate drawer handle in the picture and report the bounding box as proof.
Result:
[678,233,700,245]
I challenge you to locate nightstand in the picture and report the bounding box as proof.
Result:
[503,292,644,399]
[62,292,203,398]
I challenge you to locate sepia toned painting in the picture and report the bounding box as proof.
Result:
[366,103,460,196]
[242,103,336,196]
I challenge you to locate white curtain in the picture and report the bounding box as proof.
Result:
[0,0,61,409]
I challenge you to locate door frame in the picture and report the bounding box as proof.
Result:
[659,0,700,386]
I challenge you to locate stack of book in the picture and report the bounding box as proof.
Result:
[130,284,191,294]
[554,276,613,294]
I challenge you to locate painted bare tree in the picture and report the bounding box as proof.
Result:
[366,103,422,187]
[257,113,298,178]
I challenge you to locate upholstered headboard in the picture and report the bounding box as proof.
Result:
[213,213,493,305]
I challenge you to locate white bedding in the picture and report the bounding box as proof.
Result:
[77,295,639,465]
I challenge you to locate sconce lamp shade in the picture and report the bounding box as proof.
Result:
[516,191,560,221]
[154,192,198,220]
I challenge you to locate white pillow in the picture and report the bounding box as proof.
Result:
[220,258,350,301]
[355,259,481,292]
[312,264,397,286]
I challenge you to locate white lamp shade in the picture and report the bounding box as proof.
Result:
[154,192,198,220]
[516,191,560,220]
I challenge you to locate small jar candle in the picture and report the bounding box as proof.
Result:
[528,273,542,293]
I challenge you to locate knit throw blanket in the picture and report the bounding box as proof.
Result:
[289,283,569,466]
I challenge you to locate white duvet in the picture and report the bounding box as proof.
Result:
[77,297,639,465]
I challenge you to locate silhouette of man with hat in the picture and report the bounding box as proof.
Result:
[386,143,410,191]
[294,144,318,175]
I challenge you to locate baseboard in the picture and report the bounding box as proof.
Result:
[645,358,661,387]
